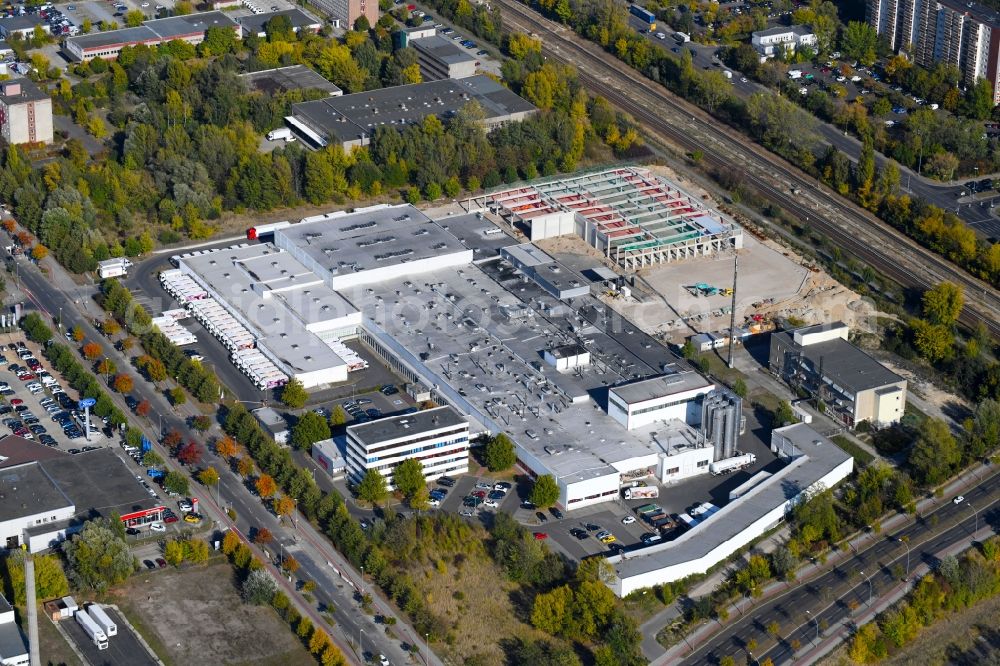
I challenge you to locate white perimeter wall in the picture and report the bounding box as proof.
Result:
[529,212,576,241]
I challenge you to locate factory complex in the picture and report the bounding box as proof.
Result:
[161,168,869,594]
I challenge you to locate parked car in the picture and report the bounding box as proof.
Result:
[149,522,165,532]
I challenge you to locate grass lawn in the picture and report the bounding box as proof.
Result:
[831,435,875,467]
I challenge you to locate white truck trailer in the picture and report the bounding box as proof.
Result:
[97,257,133,279]
[75,609,109,649]
[266,127,295,142]
[623,486,659,500]
[86,604,118,637]
[709,452,757,476]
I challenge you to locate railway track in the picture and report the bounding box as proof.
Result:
[494,0,1000,336]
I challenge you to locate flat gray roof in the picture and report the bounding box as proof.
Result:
[237,8,321,35]
[613,424,852,579]
[253,406,287,429]
[343,263,676,484]
[43,448,161,520]
[412,35,478,65]
[0,434,67,469]
[0,463,70,523]
[0,619,26,663]
[347,406,468,445]
[773,330,903,392]
[0,79,50,105]
[550,343,587,359]
[432,213,517,261]
[753,24,813,37]
[241,64,341,96]
[291,75,536,144]
[65,25,159,49]
[145,11,237,39]
[0,15,45,30]
[276,205,469,278]
[610,371,713,405]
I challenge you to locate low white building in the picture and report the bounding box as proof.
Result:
[344,406,470,487]
[751,25,817,61]
[608,372,715,431]
[608,423,853,596]
[0,594,28,666]
[252,407,289,445]
[543,343,590,371]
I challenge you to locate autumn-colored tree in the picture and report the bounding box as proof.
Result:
[137,355,167,382]
[237,456,255,478]
[71,325,84,343]
[255,474,277,499]
[30,245,48,261]
[119,336,135,353]
[177,441,203,466]
[215,435,238,460]
[101,317,120,336]
[198,467,220,486]
[1,219,14,233]
[274,495,296,518]
[136,400,151,417]
[81,342,102,360]
[281,555,300,574]
[253,527,273,545]
[112,373,133,393]
[221,529,241,555]
[309,628,331,655]
[96,358,116,376]
[16,231,32,246]
[163,430,183,448]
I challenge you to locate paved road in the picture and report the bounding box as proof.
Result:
[8,234,438,666]
[676,470,1000,665]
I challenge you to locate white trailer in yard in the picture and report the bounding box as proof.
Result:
[623,486,659,500]
[709,452,757,476]
[75,610,108,649]
[97,257,133,279]
[86,604,118,637]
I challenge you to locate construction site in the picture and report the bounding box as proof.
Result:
[462,165,868,347]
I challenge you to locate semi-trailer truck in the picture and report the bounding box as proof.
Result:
[86,604,118,637]
[629,4,656,31]
[76,610,109,650]
[246,220,292,240]
[623,486,659,500]
[266,127,295,142]
[709,452,757,476]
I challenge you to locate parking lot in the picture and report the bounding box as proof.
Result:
[0,337,102,452]
[59,605,158,666]
[406,2,503,77]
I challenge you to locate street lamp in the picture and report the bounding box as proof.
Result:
[293,498,298,534]
[898,536,911,580]
[360,565,365,595]
[424,633,429,666]
[968,502,980,536]
[805,609,819,644]
[859,570,873,606]
[358,627,364,656]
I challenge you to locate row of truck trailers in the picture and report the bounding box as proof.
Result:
[75,603,117,650]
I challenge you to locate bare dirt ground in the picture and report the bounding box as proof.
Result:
[108,562,311,666]
[820,592,1000,666]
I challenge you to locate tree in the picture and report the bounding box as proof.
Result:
[71,325,85,342]
[30,245,48,261]
[410,484,431,511]
[164,471,190,496]
[177,441,203,466]
[840,21,878,66]
[292,411,331,450]
[274,495,296,518]
[911,319,953,363]
[256,473,278,499]
[82,342,102,360]
[254,527,273,545]
[732,378,748,399]
[142,450,164,467]
[62,518,138,591]
[485,433,517,472]
[113,373,133,393]
[198,467,220,486]
[242,569,277,605]
[393,458,425,498]
[909,418,960,485]
[530,474,560,509]
[281,555,300,574]
[97,358,117,376]
[216,435,238,460]
[329,406,347,427]
[969,399,1000,459]
[773,400,797,427]
[191,415,211,431]
[357,468,389,505]
[100,317,120,336]
[2,552,70,605]
[237,456,255,478]
[164,539,185,566]
[169,387,187,406]
[280,378,308,408]
[922,282,964,327]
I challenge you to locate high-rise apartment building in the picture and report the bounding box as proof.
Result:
[868,0,1000,103]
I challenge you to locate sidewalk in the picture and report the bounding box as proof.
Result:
[647,465,996,664]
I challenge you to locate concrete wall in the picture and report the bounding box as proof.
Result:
[529,212,576,241]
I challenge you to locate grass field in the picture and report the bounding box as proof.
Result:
[831,435,875,466]
[108,562,311,666]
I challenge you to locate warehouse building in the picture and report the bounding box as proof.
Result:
[288,75,537,149]
[0,594,27,666]
[0,80,53,145]
[0,438,164,552]
[240,64,342,97]
[64,11,239,61]
[410,34,478,80]
[500,244,590,300]
[769,322,907,428]
[0,15,49,40]
[608,423,853,596]
[274,204,474,291]
[344,406,470,487]
[236,9,322,38]
[608,372,716,431]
